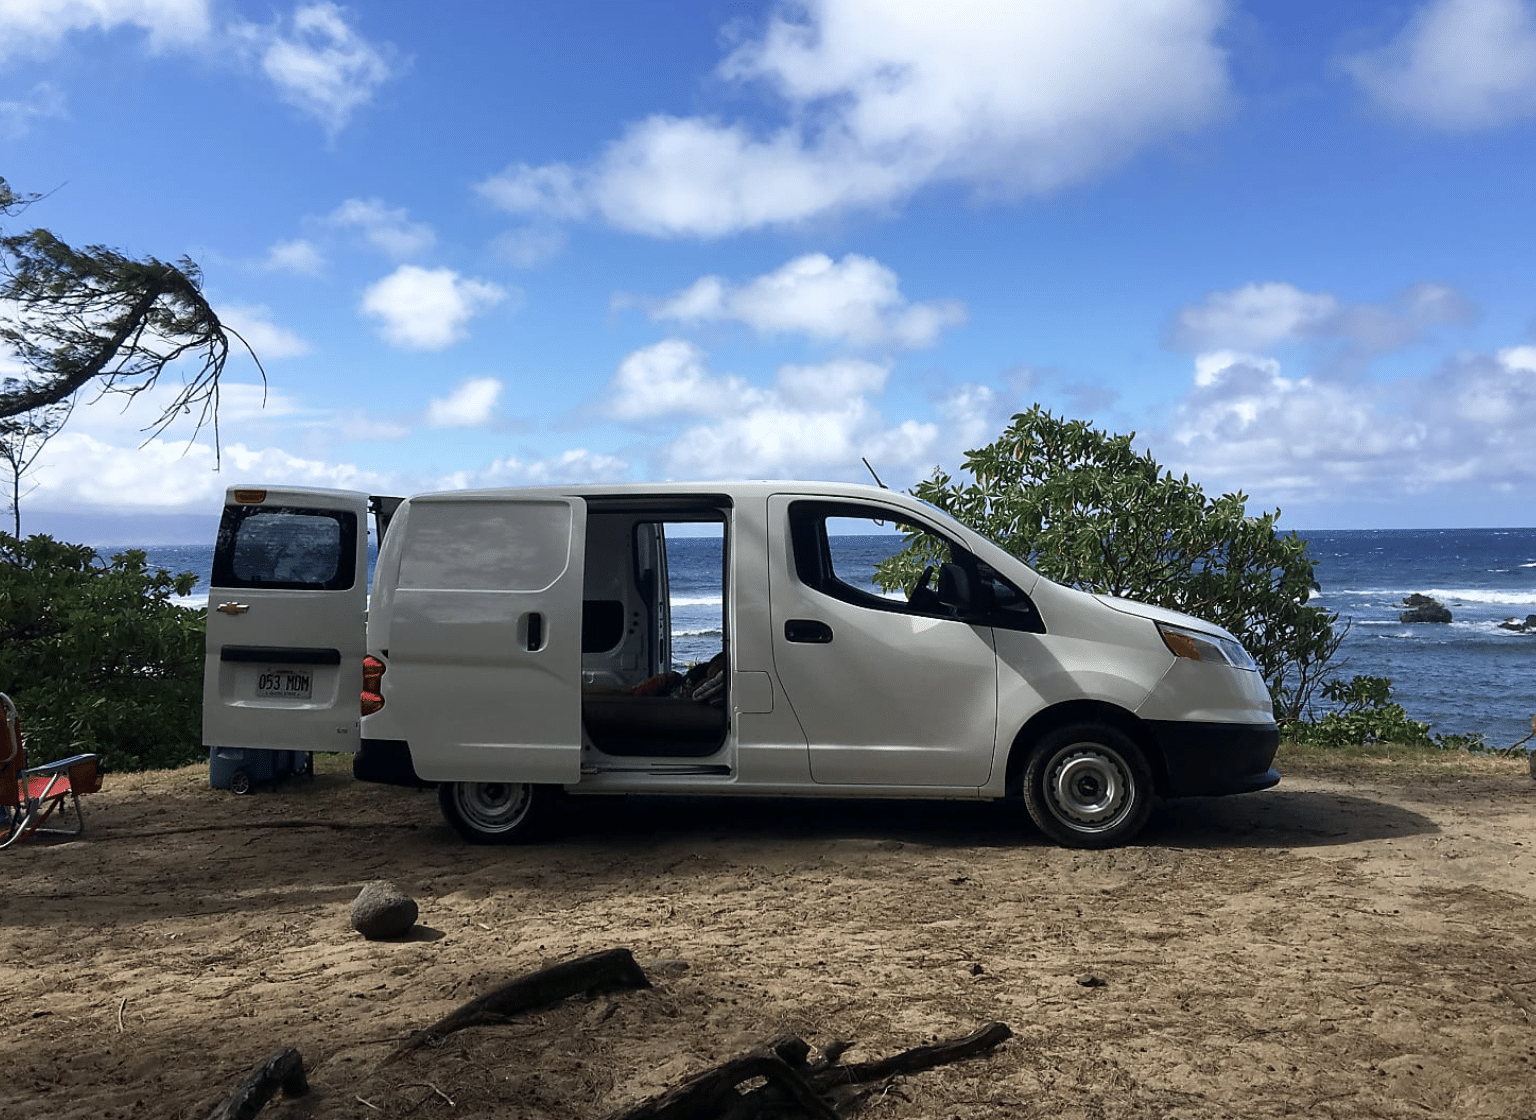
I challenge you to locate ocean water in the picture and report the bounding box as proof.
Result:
[1300,528,1536,749]
[115,526,1536,750]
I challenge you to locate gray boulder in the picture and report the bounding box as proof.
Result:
[1400,594,1452,624]
[1498,615,1536,633]
[351,880,418,940]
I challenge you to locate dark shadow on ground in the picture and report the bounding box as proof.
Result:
[538,785,1437,852]
[1147,787,1438,848]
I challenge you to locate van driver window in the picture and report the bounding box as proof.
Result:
[788,501,1045,631]
[789,502,956,614]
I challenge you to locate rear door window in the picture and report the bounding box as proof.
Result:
[212,507,359,591]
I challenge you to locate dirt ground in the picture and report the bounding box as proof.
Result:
[3,751,1535,1120]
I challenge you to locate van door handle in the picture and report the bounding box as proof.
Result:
[526,612,544,652]
[784,619,833,644]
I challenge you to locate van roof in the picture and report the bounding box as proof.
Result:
[400,479,913,504]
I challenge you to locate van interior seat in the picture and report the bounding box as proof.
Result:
[580,653,728,759]
[580,693,725,757]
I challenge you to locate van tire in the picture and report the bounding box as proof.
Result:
[1022,723,1154,849]
[438,781,549,844]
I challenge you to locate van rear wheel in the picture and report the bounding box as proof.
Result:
[438,781,549,844]
[1022,723,1154,849]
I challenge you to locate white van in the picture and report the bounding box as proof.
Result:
[202,481,1279,848]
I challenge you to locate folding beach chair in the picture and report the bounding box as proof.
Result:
[1,692,101,849]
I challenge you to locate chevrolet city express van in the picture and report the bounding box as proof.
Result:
[202,481,1280,848]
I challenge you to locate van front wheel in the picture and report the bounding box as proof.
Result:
[438,781,549,844]
[1022,724,1154,849]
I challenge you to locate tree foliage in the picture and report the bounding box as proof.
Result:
[0,533,204,772]
[0,174,258,449]
[0,396,69,536]
[877,406,1338,719]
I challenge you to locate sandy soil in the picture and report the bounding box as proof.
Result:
[3,752,1535,1120]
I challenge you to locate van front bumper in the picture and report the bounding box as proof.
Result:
[1144,720,1280,798]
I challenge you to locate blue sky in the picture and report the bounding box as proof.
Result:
[3,0,1535,542]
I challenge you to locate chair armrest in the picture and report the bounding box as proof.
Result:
[21,753,99,777]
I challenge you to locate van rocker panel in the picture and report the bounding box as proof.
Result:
[1144,719,1281,798]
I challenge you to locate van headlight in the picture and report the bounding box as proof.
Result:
[1157,622,1259,672]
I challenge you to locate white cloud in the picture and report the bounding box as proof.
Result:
[489,225,567,269]
[0,81,65,138]
[776,358,888,407]
[1498,344,1536,371]
[1174,283,1340,351]
[605,340,765,421]
[1159,346,1536,508]
[651,254,965,348]
[1343,0,1536,129]
[0,2,394,134]
[37,379,305,448]
[478,0,1229,237]
[935,383,1002,453]
[660,398,922,477]
[426,377,502,428]
[328,198,435,259]
[0,0,210,61]
[27,431,388,514]
[477,164,587,220]
[239,2,399,135]
[601,343,994,479]
[1173,280,1476,352]
[261,238,325,275]
[360,265,509,350]
[443,448,632,490]
[217,303,311,360]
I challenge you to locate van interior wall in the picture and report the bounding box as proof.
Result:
[579,511,728,759]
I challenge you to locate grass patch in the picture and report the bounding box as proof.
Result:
[1277,738,1531,782]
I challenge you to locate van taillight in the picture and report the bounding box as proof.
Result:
[361,655,385,715]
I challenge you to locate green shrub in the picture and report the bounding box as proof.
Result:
[1282,675,1485,751]
[0,533,204,771]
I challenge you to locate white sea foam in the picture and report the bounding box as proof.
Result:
[671,594,723,608]
[1332,587,1536,607]
[1419,588,1536,607]
[1362,619,1532,638]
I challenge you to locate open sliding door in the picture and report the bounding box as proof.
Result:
[380,494,587,784]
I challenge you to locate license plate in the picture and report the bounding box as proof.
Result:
[255,668,313,700]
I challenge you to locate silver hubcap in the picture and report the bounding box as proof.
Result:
[454,782,532,833]
[1048,748,1132,829]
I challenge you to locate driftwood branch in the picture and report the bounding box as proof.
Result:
[604,1022,1012,1120]
[814,1021,1014,1087]
[205,1048,308,1120]
[385,947,652,1064]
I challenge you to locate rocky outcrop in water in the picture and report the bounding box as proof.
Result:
[1400,594,1452,623]
[1498,614,1536,632]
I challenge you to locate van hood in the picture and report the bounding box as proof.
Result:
[1093,595,1239,641]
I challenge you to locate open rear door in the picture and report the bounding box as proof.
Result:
[202,487,370,753]
[380,494,586,784]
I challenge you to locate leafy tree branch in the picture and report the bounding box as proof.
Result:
[0,174,263,456]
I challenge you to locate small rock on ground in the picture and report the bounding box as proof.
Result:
[351,881,418,940]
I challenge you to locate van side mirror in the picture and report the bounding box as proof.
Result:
[937,562,977,612]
